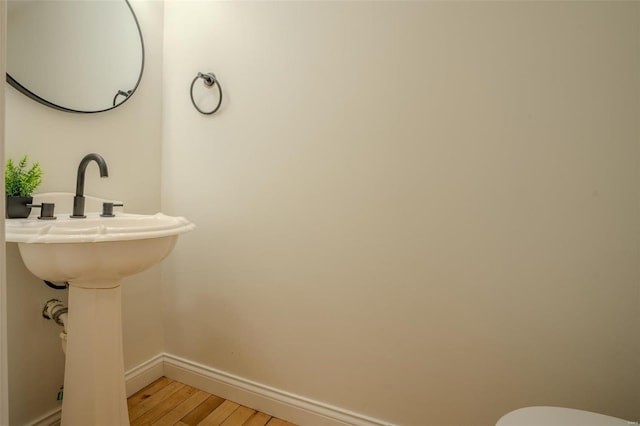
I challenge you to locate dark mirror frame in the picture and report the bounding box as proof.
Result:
[5,0,145,114]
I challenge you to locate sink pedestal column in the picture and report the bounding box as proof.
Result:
[61,282,130,426]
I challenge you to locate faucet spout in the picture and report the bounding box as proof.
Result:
[71,153,109,218]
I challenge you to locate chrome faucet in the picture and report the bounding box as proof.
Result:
[71,153,109,218]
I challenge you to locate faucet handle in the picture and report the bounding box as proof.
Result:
[101,202,124,217]
[27,202,57,220]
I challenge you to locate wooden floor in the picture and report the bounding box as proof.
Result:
[127,377,298,426]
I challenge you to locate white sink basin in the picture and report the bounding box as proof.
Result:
[5,194,195,425]
[6,212,195,286]
[5,191,195,425]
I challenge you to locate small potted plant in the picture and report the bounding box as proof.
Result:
[5,155,43,218]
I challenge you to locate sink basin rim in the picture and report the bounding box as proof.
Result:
[6,212,195,244]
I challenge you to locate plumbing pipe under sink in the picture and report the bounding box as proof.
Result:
[43,299,69,354]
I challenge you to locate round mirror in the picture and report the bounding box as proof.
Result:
[6,0,144,113]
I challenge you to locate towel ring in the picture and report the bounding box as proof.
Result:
[190,72,223,115]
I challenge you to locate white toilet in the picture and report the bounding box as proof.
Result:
[496,406,633,426]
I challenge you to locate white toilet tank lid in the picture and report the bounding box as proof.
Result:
[496,406,632,426]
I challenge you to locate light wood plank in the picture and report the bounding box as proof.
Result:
[132,384,200,426]
[242,412,272,426]
[128,377,174,410]
[220,406,255,426]
[127,377,298,426]
[129,381,186,421]
[149,390,211,426]
[266,419,297,426]
[198,400,240,426]
[180,395,225,426]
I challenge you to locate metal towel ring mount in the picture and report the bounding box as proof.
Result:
[190,72,223,115]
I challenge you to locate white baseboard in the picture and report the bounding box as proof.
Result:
[162,353,393,426]
[30,407,61,426]
[30,353,393,426]
[124,353,165,397]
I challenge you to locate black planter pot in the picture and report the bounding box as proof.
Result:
[6,196,33,218]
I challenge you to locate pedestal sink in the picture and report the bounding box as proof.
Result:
[5,194,194,425]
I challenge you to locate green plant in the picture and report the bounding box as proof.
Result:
[5,155,43,197]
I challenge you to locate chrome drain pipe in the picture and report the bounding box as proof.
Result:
[42,299,69,354]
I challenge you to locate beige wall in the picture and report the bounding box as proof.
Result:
[1,0,9,423]
[3,1,164,424]
[162,2,640,425]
